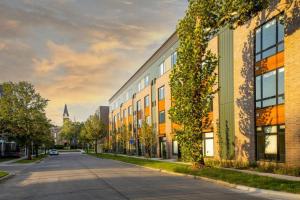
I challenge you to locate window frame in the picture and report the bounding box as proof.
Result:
[158,86,165,101]
[159,62,165,76]
[203,132,214,157]
[255,67,284,108]
[159,110,165,124]
[144,95,149,108]
[255,14,284,62]
[256,124,285,162]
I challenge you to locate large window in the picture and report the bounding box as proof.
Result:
[158,86,165,101]
[171,51,177,67]
[172,140,178,155]
[159,110,165,124]
[256,125,285,162]
[255,15,284,62]
[128,106,132,116]
[144,95,149,107]
[255,67,284,108]
[159,62,165,76]
[144,75,149,87]
[136,100,141,111]
[203,132,214,157]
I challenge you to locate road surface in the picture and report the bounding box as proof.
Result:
[0,152,279,200]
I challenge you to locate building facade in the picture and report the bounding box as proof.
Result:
[108,1,300,166]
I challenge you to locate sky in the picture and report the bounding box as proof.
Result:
[0,0,188,126]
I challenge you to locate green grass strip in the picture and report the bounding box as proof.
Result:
[0,171,8,178]
[15,154,48,164]
[90,153,300,194]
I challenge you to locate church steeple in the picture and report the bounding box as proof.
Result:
[63,104,69,121]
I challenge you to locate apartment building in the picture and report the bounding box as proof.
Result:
[109,0,300,166]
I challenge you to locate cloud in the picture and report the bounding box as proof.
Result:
[0,0,187,125]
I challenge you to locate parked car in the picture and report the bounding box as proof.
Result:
[49,149,59,156]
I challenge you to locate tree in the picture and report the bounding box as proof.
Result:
[0,82,49,160]
[119,125,130,154]
[84,114,107,154]
[60,120,75,147]
[79,125,93,153]
[140,121,156,158]
[169,0,269,167]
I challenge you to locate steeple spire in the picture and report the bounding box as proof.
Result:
[63,104,69,120]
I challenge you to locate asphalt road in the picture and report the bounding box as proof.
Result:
[0,153,282,200]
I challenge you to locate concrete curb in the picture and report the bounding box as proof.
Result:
[0,172,15,183]
[95,155,300,200]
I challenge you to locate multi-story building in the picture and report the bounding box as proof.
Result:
[109,1,300,167]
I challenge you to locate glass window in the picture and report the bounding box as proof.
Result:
[158,86,165,101]
[256,76,261,100]
[278,15,285,43]
[138,119,142,128]
[262,71,276,99]
[159,111,165,124]
[255,28,261,53]
[265,134,277,154]
[144,95,149,107]
[256,125,285,162]
[159,62,165,76]
[204,132,214,157]
[262,47,276,59]
[172,140,178,155]
[171,51,177,67]
[255,15,284,61]
[262,98,276,107]
[136,100,141,111]
[262,19,276,50]
[144,75,149,87]
[123,109,126,118]
[146,116,151,125]
[278,68,284,95]
[128,106,132,115]
[138,83,141,92]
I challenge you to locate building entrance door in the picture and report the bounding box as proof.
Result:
[159,137,167,159]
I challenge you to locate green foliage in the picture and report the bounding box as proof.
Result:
[0,82,52,159]
[140,121,156,158]
[169,0,269,166]
[0,171,8,178]
[82,114,107,153]
[93,153,300,194]
[119,125,130,154]
[60,120,82,147]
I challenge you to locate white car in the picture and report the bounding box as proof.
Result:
[49,149,59,156]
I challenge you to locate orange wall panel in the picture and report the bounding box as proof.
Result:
[256,105,285,126]
[158,100,165,111]
[255,52,284,75]
[159,123,166,135]
[144,107,150,116]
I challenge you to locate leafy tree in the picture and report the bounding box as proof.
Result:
[84,114,107,154]
[60,120,75,147]
[0,82,49,160]
[140,121,156,158]
[79,125,93,153]
[169,0,269,167]
[119,125,131,154]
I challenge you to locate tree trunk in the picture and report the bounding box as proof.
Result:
[27,142,32,160]
[95,139,98,154]
[35,145,39,158]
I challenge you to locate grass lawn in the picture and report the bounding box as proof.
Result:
[0,171,8,178]
[0,157,18,163]
[90,153,300,194]
[15,154,48,164]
